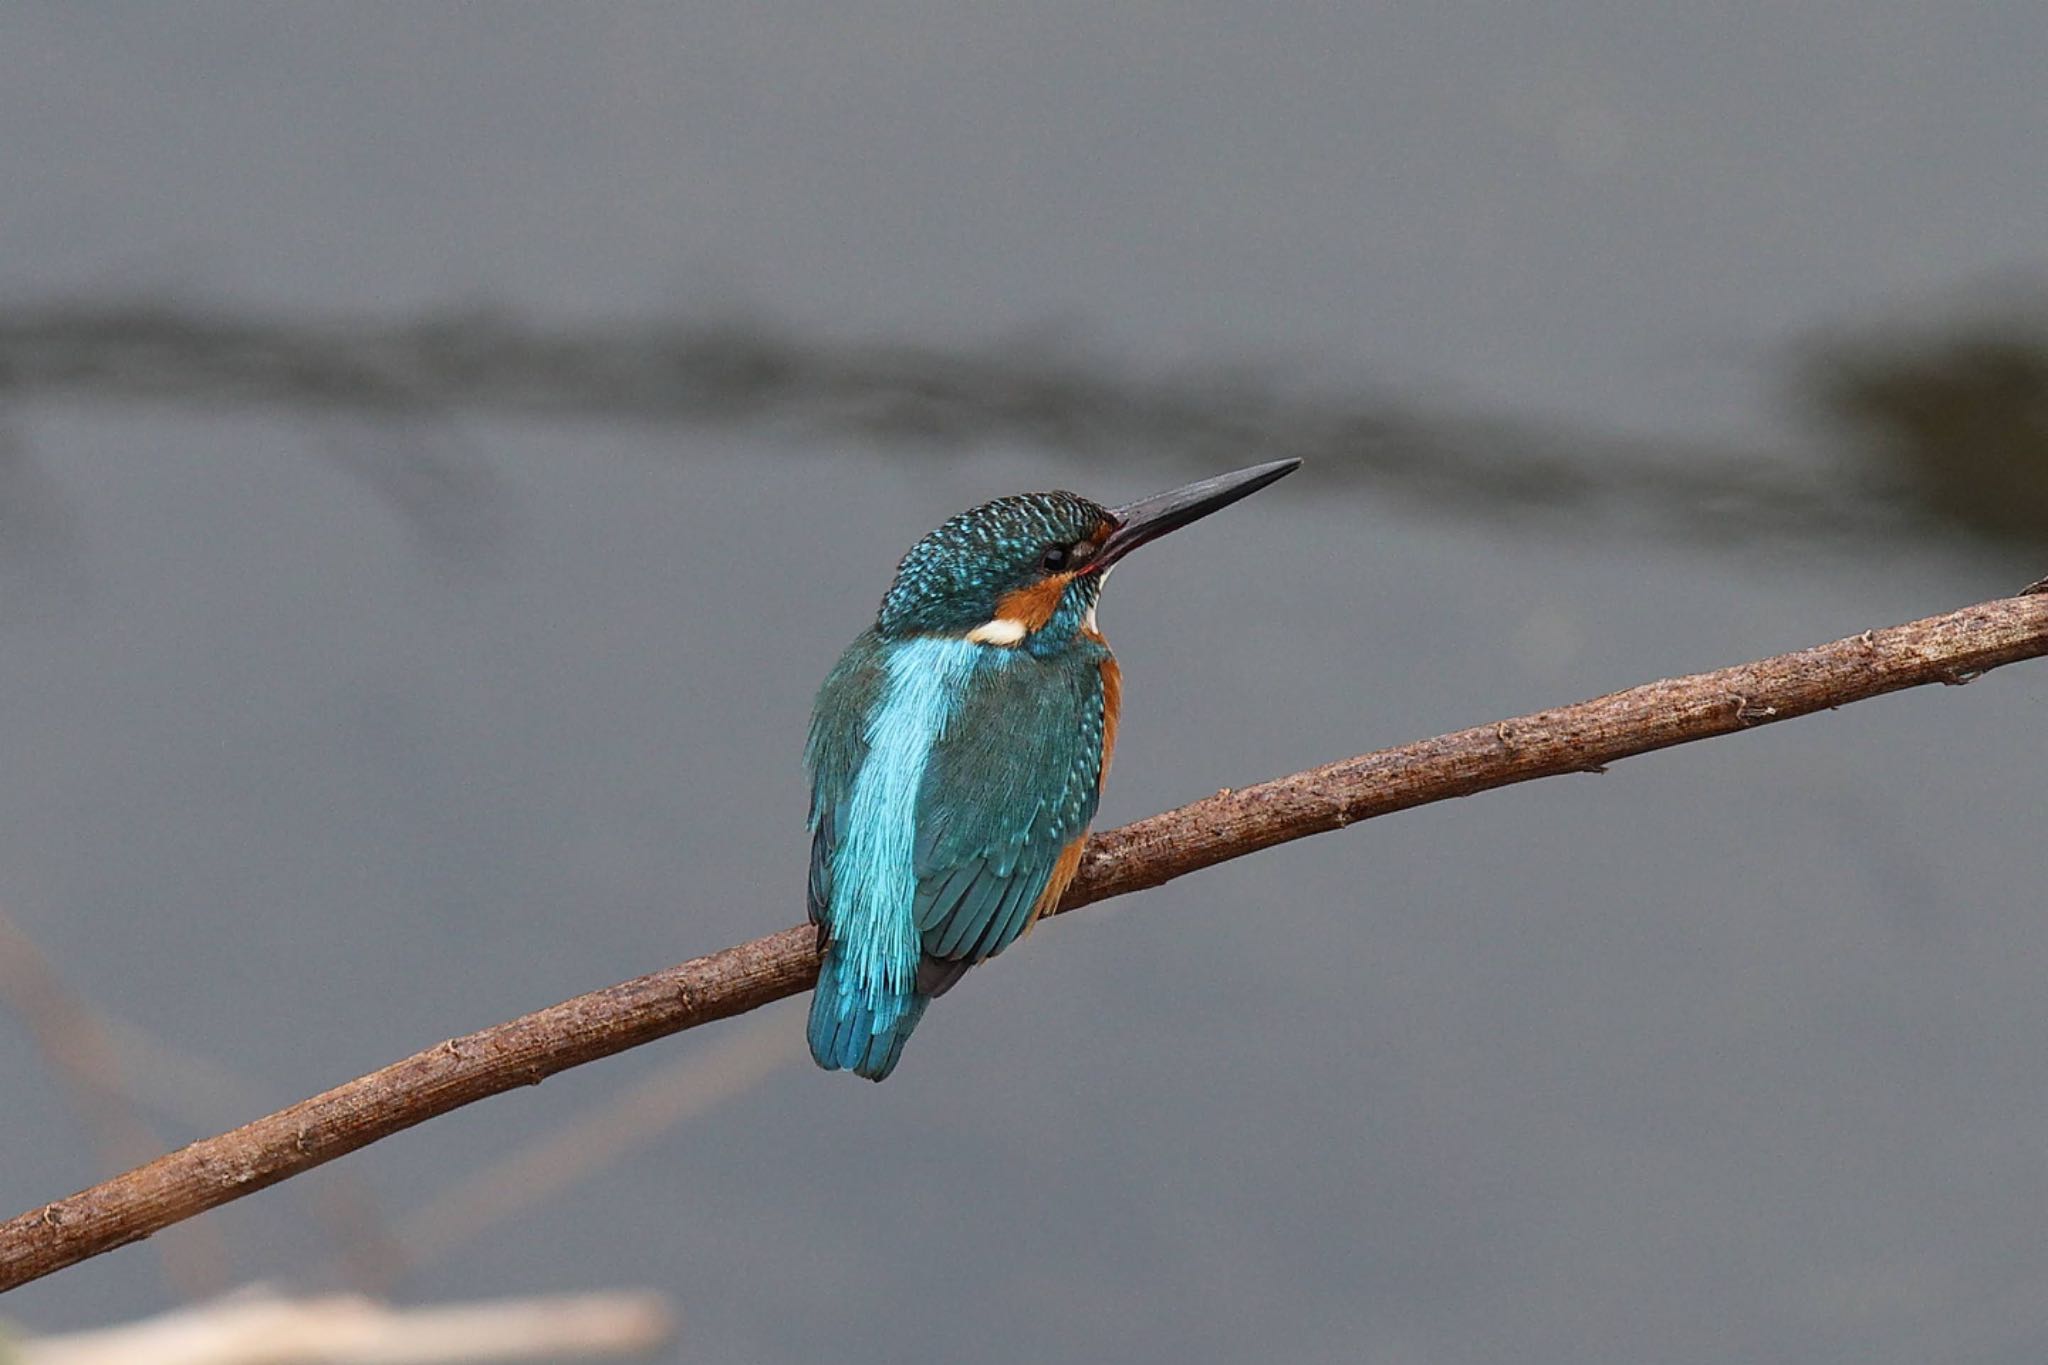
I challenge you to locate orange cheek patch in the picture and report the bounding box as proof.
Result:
[993,573,1074,631]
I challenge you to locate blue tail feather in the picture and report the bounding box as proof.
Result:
[809,946,927,1081]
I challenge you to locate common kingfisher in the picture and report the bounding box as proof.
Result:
[806,458,1301,1079]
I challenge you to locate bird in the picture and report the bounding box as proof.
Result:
[805,458,1301,1079]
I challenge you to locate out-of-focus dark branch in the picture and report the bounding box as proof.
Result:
[10,295,2048,551]
[0,303,1898,542]
[2,588,2045,1293]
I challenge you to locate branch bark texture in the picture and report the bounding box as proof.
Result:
[4,590,2045,1293]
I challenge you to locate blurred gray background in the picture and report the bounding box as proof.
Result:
[3,6,2047,1362]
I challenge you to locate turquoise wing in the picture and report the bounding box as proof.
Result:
[805,630,885,939]
[911,648,1109,996]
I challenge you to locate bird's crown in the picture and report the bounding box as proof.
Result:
[870,460,1302,651]
[877,491,1112,646]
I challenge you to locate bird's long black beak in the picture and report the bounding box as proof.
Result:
[1094,458,1301,569]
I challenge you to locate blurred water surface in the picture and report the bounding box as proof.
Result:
[2,8,2046,1364]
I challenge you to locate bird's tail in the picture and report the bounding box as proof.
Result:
[808,945,927,1081]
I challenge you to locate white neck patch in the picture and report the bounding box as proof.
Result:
[966,617,1029,646]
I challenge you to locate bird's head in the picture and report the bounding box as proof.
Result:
[876,459,1300,655]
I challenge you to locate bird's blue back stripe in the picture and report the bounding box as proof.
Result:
[828,636,990,1028]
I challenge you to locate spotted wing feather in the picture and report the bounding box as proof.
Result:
[911,646,1108,996]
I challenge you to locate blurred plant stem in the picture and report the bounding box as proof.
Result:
[10,1289,674,1364]
[0,906,232,1301]
[0,907,405,1299]
[374,1013,798,1290]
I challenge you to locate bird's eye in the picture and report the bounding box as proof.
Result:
[1040,545,1069,572]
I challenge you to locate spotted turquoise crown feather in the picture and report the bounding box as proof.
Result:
[804,459,1300,1080]
[878,491,1108,642]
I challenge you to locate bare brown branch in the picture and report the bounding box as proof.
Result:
[3,589,2045,1294]
[0,907,233,1300]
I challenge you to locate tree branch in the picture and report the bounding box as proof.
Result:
[4,589,2045,1294]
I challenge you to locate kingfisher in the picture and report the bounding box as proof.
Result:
[805,458,1301,1079]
